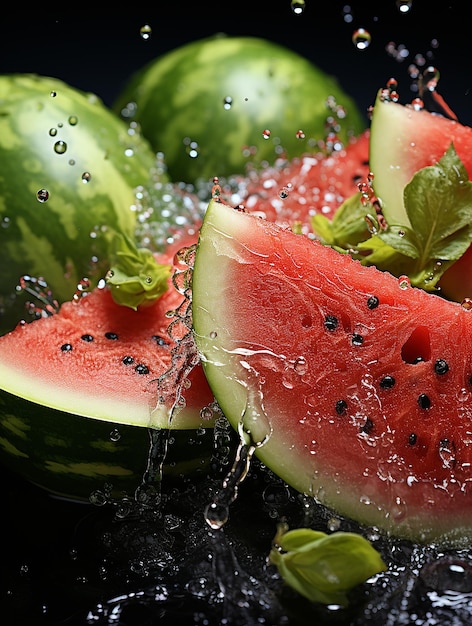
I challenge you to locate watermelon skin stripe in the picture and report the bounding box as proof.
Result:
[193,199,472,546]
[0,74,158,335]
[0,389,213,501]
[113,35,365,184]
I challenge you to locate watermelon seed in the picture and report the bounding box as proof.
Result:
[60,343,72,352]
[81,334,94,342]
[152,335,170,347]
[135,364,150,375]
[335,399,348,415]
[351,333,364,346]
[434,359,449,375]
[380,375,395,389]
[105,332,119,340]
[417,394,431,410]
[324,315,338,331]
[122,356,134,365]
[408,433,417,445]
[367,295,379,309]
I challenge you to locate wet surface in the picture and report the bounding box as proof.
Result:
[3,447,472,626]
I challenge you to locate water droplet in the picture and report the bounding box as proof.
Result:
[50,91,57,98]
[296,129,305,139]
[396,0,412,13]
[110,428,121,442]
[204,502,229,529]
[68,115,78,126]
[140,24,152,40]
[54,140,67,155]
[49,128,57,137]
[223,96,232,110]
[352,28,371,50]
[398,275,411,289]
[262,129,271,140]
[291,0,305,15]
[82,171,91,183]
[37,188,49,203]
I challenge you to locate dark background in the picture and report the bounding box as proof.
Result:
[1,1,471,126]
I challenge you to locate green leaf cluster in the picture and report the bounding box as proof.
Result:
[269,525,386,606]
[311,145,472,292]
[106,232,171,310]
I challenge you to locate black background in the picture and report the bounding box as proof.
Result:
[1,1,471,126]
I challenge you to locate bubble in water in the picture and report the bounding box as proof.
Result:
[140,24,152,40]
[352,28,371,50]
[54,140,67,154]
[37,188,49,203]
[291,0,305,15]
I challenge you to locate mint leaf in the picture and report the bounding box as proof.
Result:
[313,145,472,293]
[106,232,171,310]
[371,144,472,289]
[269,524,386,607]
[311,192,372,250]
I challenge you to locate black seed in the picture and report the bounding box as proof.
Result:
[152,334,170,347]
[352,333,364,346]
[335,399,348,415]
[60,343,72,352]
[434,359,449,375]
[418,394,431,410]
[135,363,150,375]
[367,295,379,309]
[105,332,119,340]
[360,418,374,434]
[122,356,134,365]
[324,315,339,332]
[379,375,396,389]
[81,334,94,342]
[408,433,417,445]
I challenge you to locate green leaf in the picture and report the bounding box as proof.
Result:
[106,232,172,310]
[311,192,372,249]
[269,525,387,607]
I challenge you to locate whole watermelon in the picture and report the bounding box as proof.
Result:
[113,35,366,184]
[0,74,159,335]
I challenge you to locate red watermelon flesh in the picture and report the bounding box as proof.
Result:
[0,230,215,430]
[192,199,472,545]
[240,130,370,232]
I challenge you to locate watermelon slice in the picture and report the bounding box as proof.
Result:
[369,88,472,228]
[192,199,472,546]
[0,232,216,500]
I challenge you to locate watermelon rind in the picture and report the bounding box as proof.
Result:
[0,73,160,335]
[192,199,472,546]
[114,34,366,184]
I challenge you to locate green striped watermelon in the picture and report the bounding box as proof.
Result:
[113,34,366,184]
[0,231,216,501]
[0,74,159,336]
